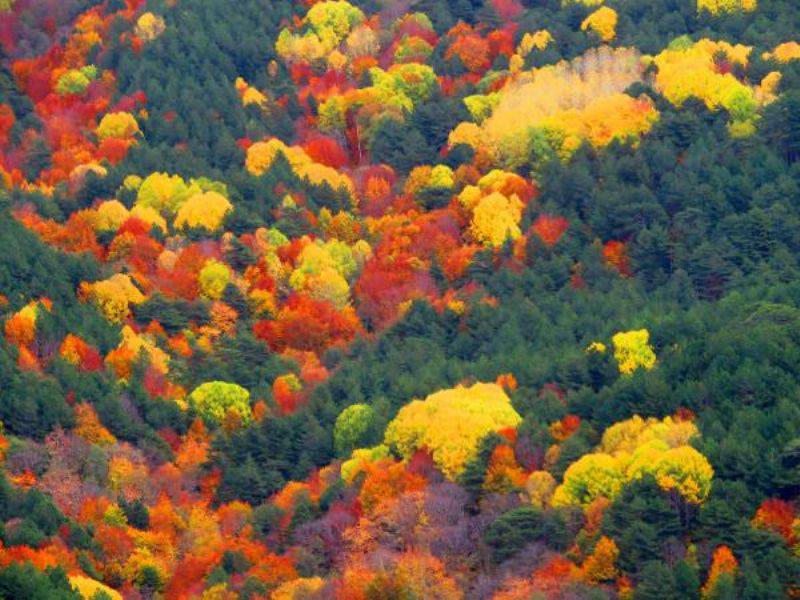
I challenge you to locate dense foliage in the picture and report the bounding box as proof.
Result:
[1,0,800,597]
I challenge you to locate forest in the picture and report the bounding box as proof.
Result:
[1,0,800,597]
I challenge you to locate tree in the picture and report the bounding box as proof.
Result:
[369,118,433,173]
[95,112,140,141]
[68,575,122,600]
[581,536,619,582]
[333,404,375,457]
[635,561,680,600]
[384,382,522,480]
[188,381,252,425]
[174,192,233,232]
[80,274,145,323]
[0,564,80,600]
[469,192,523,248]
[134,12,166,42]
[581,7,618,43]
[702,546,738,599]
[612,329,656,375]
[553,453,626,506]
[484,506,568,563]
[697,0,756,15]
[198,260,232,301]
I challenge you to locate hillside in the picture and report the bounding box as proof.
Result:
[1,0,800,598]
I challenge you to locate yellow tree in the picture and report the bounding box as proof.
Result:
[198,260,232,301]
[96,112,141,140]
[81,274,145,323]
[135,12,166,42]
[450,47,653,167]
[628,446,714,504]
[469,192,523,248]
[552,453,626,506]
[173,191,233,232]
[581,7,618,43]
[697,0,756,15]
[555,415,714,506]
[600,415,698,454]
[188,381,252,425]
[135,172,194,215]
[581,536,619,582]
[763,42,800,63]
[612,329,656,374]
[69,576,122,600]
[384,382,522,479]
[93,200,130,232]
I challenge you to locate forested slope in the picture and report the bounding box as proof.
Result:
[0,0,800,597]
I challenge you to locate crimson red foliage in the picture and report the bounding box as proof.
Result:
[253,295,362,355]
[531,214,569,247]
[303,136,349,168]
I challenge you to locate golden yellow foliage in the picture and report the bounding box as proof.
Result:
[108,455,149,496]
[271,577,326,600]
[451,47,654,167]
[554,415,713,506]
[134,12,166,42]
[627,445,714,504]
[517,30,554,57]
[384,382,522,480]
[173,191,233,232]
[135,172,194,215]
[652,38,764,133]
[581,536,619,582]
[92,200,129,232]
[581,7,618,43]
[763,41,800,63]
[287,238,359,308]
[95,112,141,140]
[275,0,365,64]
[586,341,607,353]
[697,0,756,15]
[759,70,782,97]
[242,86,267,107]
[245,138,354,198]
[82,274,145,323]
[236,77,269,108]
[469,192,523,248]
[199,260,232,300]
[552,453,626,506]
[186,506,222,554]
[464,94,501,123]
[130,205,167,233]
[600,415,698,455]
[69,575,122,600]
[611,329,656,374]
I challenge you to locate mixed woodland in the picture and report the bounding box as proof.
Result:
[1,0,800,597]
